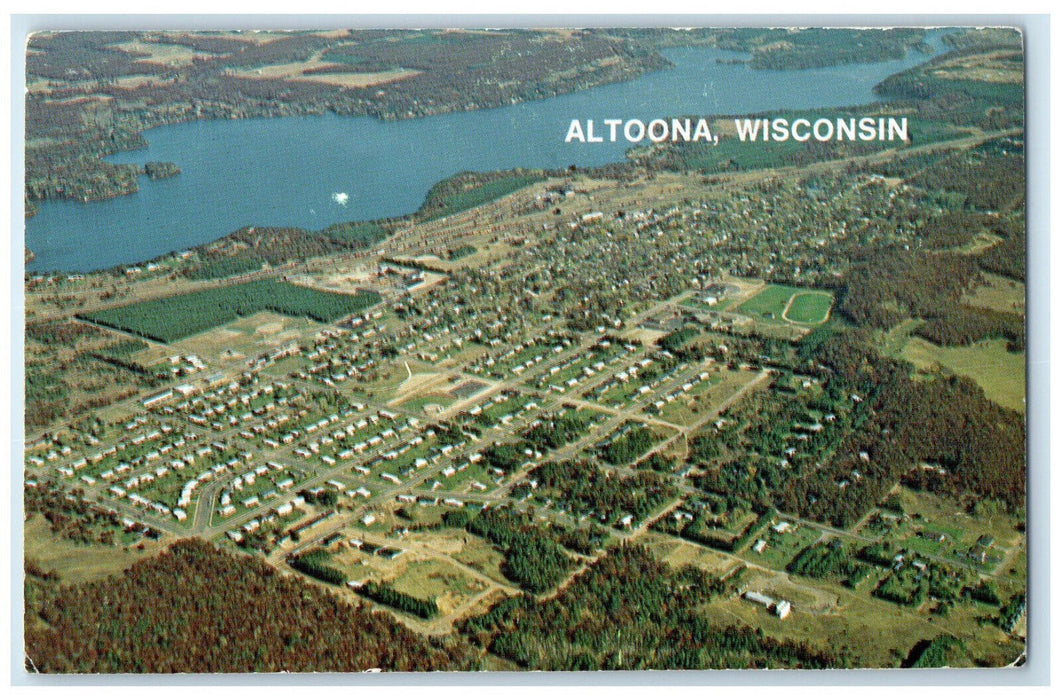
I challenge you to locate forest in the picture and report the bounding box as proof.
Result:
[778,332,1026,526]
[459,544,839,670]
[419,171,544,222]
[358,581,440,620]
[682,319,1024,529]
[786,540,873,589]
[24,540,471,673]
[839,249,1023,350]
[289,548,347,586]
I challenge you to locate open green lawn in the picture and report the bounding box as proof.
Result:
[962,272,1025,315]
[737,284,834,326]
[784,292,835,324]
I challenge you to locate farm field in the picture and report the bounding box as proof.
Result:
[79,280,381,343]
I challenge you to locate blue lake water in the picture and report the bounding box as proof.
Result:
[26,35,947,273]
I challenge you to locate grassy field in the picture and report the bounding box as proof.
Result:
[708,577,1020,668]
[962,272,1025,315]
[641,526,1023,668]
[452,533,511,586]
[23,516,165,585]
[900,337,1025,413]
[388,558,489,616]
[784,292,835,324]
[887,487,1024,574]
[641,512,1023,667]
[736,284,834,326]
[398,393,456,414]
[649,535,741,576]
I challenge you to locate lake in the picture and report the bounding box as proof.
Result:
[25,35,946,273]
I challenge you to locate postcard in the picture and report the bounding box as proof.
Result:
[21,23,1029,675]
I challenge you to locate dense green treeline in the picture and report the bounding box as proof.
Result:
[465,507,574,593]
[420,172,544,221]
[289,548,347,586]
[787,540,873,588]
[358,582,439,619]
[778,333,1025,525]
[907,634,965,668]
[839,248,1023,349]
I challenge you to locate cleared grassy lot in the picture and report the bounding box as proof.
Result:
[737,284,834,326]
[784,291,835,324]
[24,516,165,585]
[901,337,1025,413]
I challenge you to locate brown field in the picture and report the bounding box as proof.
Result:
[312,269,378,294]
[309,30,353,40]
[109,75,171,90]
[402,528,467,556]
[113,38,215,66]
[957,232,1004,254]
[165,30,288,46]
[173,311,315,360]
[624,328,668,344]
[930,49,1024,84]
[652,536,741,576]
[229,59,421,88]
